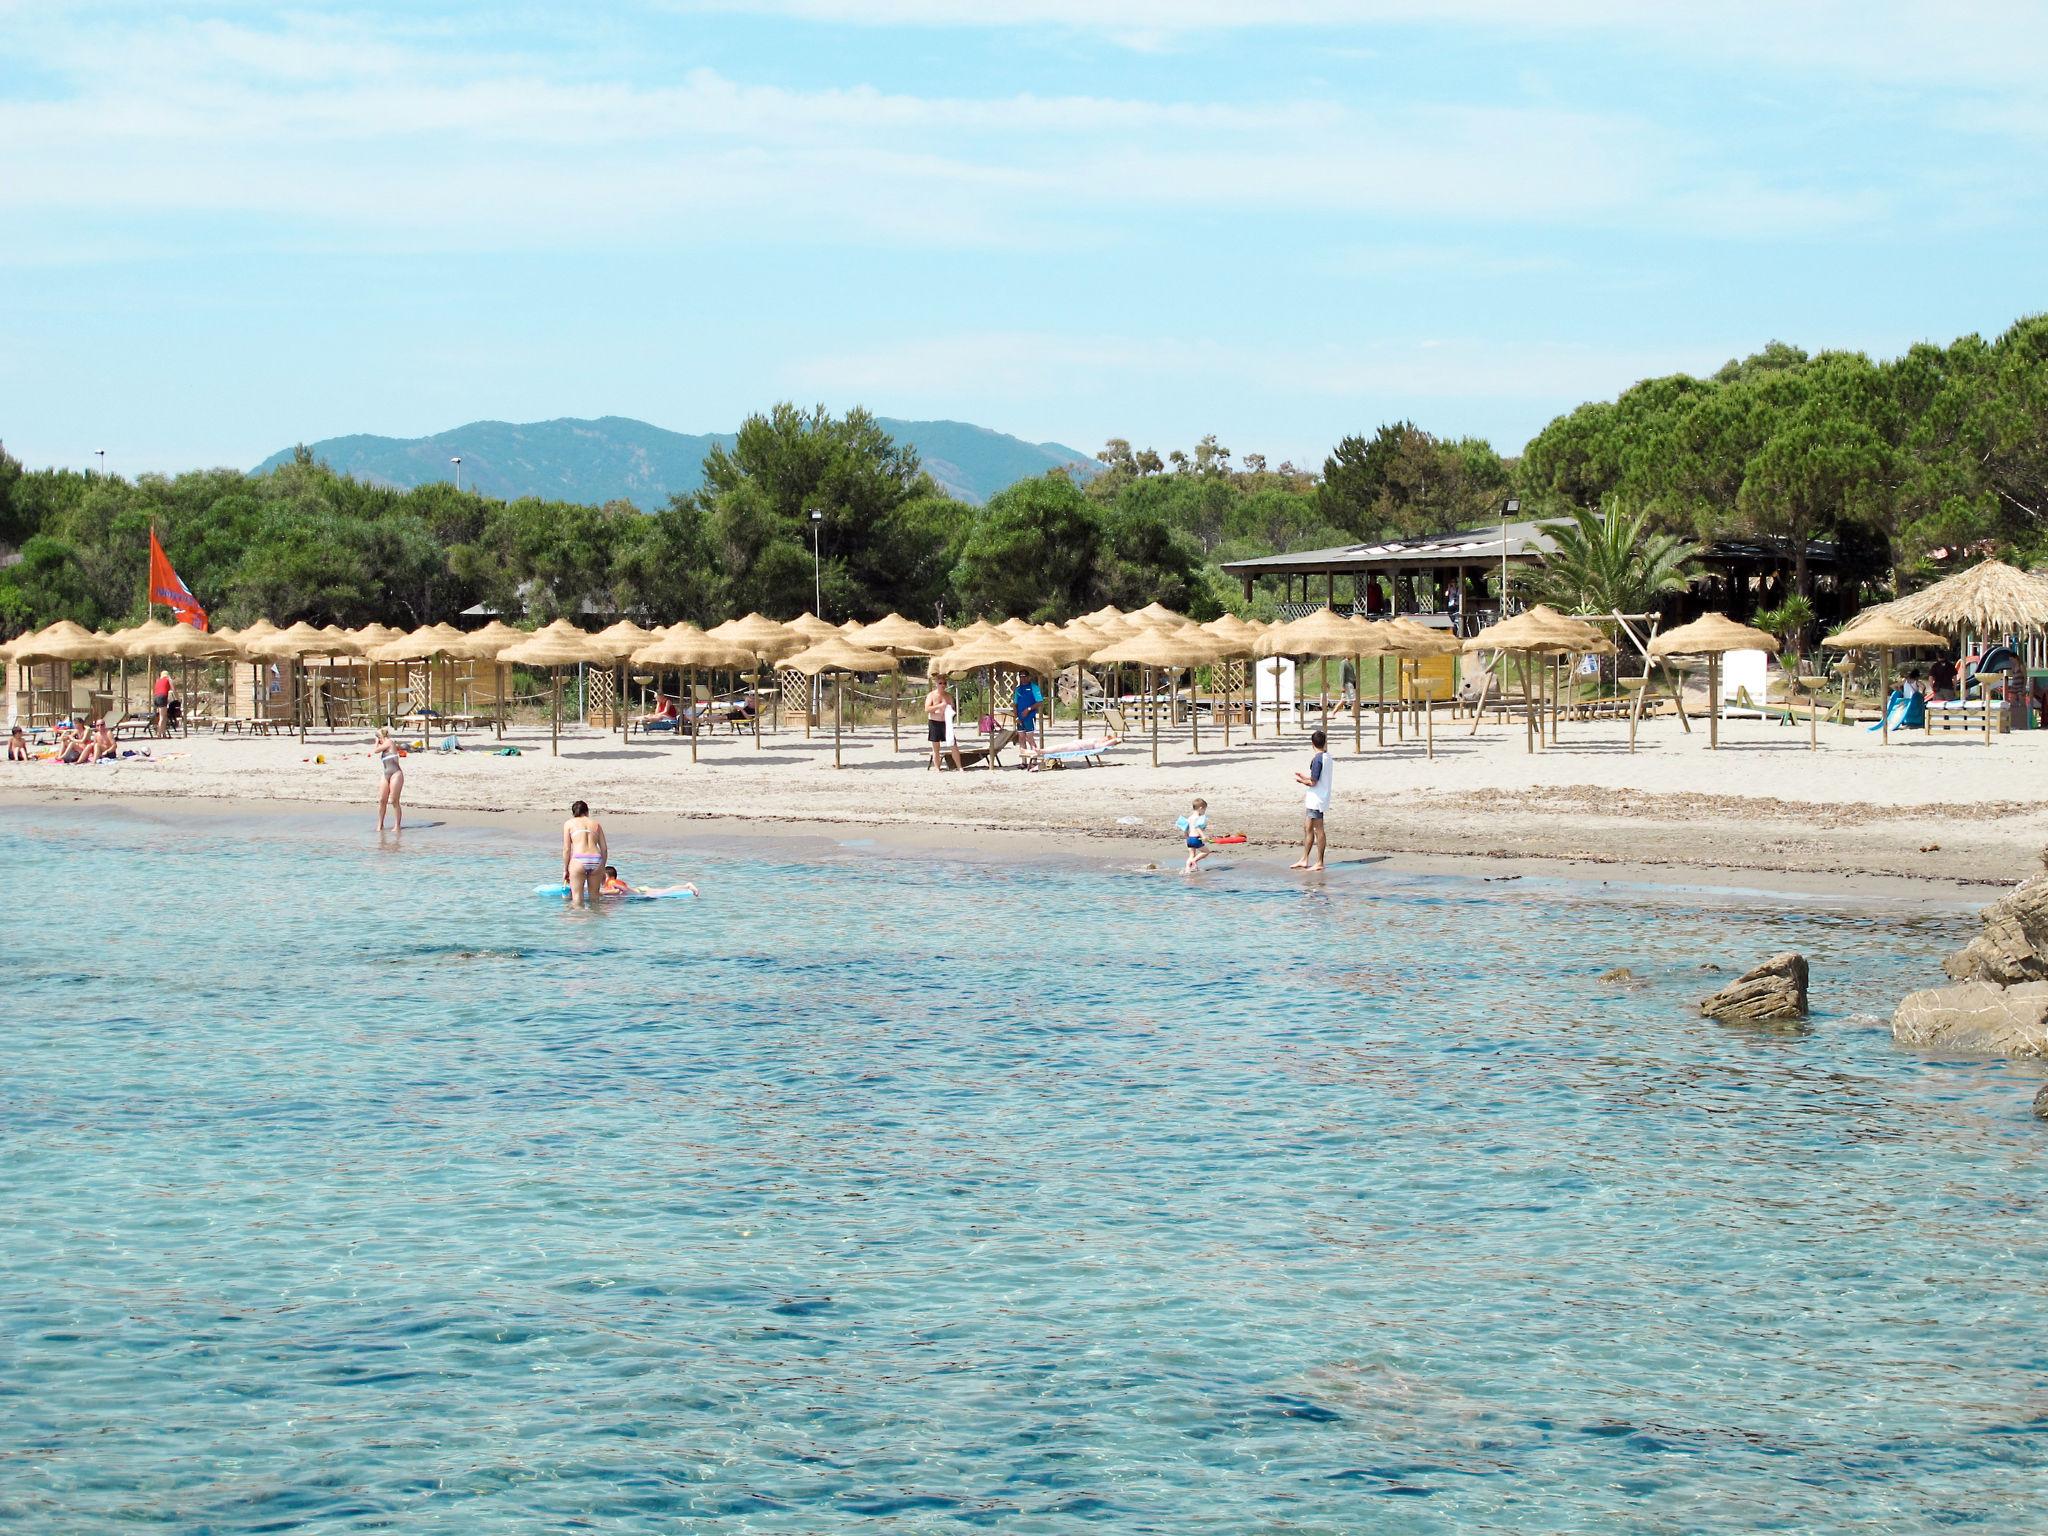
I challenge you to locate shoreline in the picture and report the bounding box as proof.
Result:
[0,786,1996,912]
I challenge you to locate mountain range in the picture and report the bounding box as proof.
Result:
[253,416,1100,509]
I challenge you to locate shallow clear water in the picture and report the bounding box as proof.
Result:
[3,805,2045,1533]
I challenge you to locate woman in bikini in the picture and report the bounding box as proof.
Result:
[372,727,405,831]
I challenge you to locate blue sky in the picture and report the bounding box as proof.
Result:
[4,0,2046,478]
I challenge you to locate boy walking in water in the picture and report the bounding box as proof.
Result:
[562,799,608,909]
[1291,729,1331,871]
[1181,797,1211,874]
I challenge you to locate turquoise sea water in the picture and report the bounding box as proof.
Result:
[3,805,2046,1533]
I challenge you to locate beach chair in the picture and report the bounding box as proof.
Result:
[1029,732,1119,768]
[945,726,1016,769]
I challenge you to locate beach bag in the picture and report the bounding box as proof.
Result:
[979,713,996,735]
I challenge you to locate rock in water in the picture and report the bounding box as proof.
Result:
[2034,1082,2048,1121]
[1700,952,1809,1022]
[1892,982,2048,1057]
[1942,876,2048,986]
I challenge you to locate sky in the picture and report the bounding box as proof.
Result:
[4,0,2047,478]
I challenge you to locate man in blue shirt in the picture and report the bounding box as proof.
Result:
[1013,676,1043,754]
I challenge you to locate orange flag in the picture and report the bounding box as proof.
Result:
[148,528,209,630]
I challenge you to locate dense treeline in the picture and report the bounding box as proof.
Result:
[1521,316,2048,596]
[3,316,2045,633]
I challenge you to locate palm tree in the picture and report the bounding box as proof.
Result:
[1524,501,1700,620]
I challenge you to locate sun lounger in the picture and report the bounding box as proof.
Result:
[103,711,153,740]
[1028,733,1120,768]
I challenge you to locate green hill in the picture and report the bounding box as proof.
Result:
[252,415,1099,508]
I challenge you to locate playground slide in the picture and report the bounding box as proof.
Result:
[1868,692,1922,733]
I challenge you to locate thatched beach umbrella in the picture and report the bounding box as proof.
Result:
[844,613,949,751]
[1463,609,1571,753]
[589,620,662,735]
[244,621,339,740]
[498,619,604,756]
[1090,628,1221,766]
[782,636,900,769]
[1824,615,1950,746]
[1256,608,1362,741]
[13,622,121,725]
[1647,613,1778,750]
[631,629,754,763]
[711,613,803,746]
[1885,559,2048,638]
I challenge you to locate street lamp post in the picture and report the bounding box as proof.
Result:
[1499,496,1520,617]
[95,449,106,478]
[809,509,825,616]
[451,455,463,493]
[808,508,826,718]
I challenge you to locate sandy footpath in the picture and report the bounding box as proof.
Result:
[5,708,2043,890]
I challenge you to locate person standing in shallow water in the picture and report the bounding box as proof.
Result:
[372,728,404,832]
[1291,728,1331,872]
[562,800,609,909]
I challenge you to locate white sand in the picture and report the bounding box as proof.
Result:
[7,706,2044,886]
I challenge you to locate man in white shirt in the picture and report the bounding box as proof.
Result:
[1291,728,1331,871]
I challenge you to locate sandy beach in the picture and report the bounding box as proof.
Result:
[7,706,2042,892]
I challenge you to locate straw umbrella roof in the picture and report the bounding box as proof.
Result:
[1082,605,1128,626]
[588,619,663,661]
[849,613,950,655]
[1091,628,1224,667]
[1823,616,1949,650]
[786,612,840,641]
[110,618,174,657]
[952,618,1000,642]
[948,634,1068,673]
[497,619,605,667]
[315,624,365,655]
[147,623,237,661]
[1372,616,1457,656]
[782,637,900,675]
[1464,609,1574,654]
[11,620,123,663]
[1884,559,2048,635]
[235,618,280,645]
[434,620,524,661]
[632,630,755,669]
[25,621,122,662]
[1509,606,1615,656]
[244,621,337,659]
[350,622,406,648]
[710,613,804,661]
[995,616,1037,636]
[1647,613,1780,658]
[1256,607,1364,659]
[1199,612,1262,644]
[1127,602,1191,629]
[368,625,458,662]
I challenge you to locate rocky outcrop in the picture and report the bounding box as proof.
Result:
[1893,982,2048,1057]
[1701,953,1808,1022]
[1942,876,2048,986]
[2033,1082,2048,1121]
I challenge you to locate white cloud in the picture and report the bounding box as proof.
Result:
[681,0,2048,89]
[1,14,1869,255]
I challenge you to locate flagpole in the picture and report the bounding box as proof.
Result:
[145,522,154,622]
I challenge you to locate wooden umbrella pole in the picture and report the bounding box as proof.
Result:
[1880,648,1891,746]
[1709,655,1721,749]
[1190,668,1201,754]
[1426,692,1435,759]
[689,666,699,763]
[891,668,900,753]
[834,670,844,768]
[1352,653,1362,753]
[1521,654,1535,754]
[550,669,560,756]
[1377,660,1386,747]
[1225,661,1233,748]
[1150,666,1159,767]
